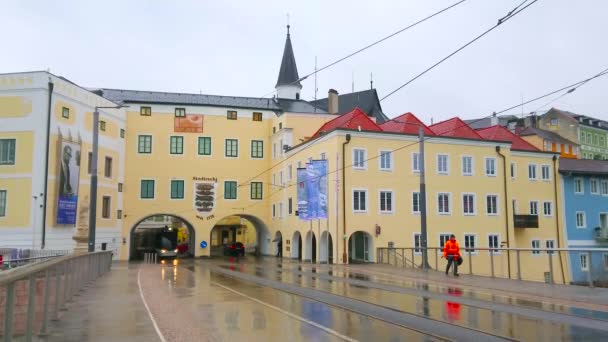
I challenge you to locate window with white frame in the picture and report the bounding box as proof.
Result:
[601,180,608,195]
[580,253,589,271]
[485,158,496,176]
[412,192,420,213]
[288,165,293,181]
[486,195,498,215]
[545,240,555,254]
[529,201,538,215]
[437,154,449,174]
[380,151,392,171]
[462,193,475,215]
[576,211,586,228]
[543,201,552,216]
[0,190,7,217]
[510,162,516,178]
[528,164,537,180]
[591,179,599,194]
[462,156,473,175]
[439,234,451,251]
[379,191,393,213]
[488,234,499,253]
[532,240,541,255]
[574,178,583,194]
[279,171,284,185]
[354,149,366,169]
[412,152,421,172]
[438,193,450,214]
[464,234,476,253]
[541,165,551,180]
[414,233,421,254]
[279,202,283,218]
[353,190,367,212]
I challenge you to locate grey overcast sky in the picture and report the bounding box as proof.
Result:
[1,0,607,122]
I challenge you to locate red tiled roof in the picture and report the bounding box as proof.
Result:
[379,112,435,135]
[312,108,382,137]
[476,125,540,152]
[429,117,484,140]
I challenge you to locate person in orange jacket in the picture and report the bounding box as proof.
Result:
[443,234,460,276]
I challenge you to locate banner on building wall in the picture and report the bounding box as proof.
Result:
[297,168,308,220]
[193,177,216,218]
[306,160,328,219]
[56,141,81,225]
[175,114,204,133]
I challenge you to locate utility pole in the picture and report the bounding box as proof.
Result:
[419,126,430,269]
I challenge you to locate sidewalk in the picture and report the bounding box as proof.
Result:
[40,262,158,342]
[332,262,608,309]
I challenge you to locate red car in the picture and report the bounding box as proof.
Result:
[223,242,245,256]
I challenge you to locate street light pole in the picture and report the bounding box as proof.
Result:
[88,104,127,252]
[418,126,430,269]
[392,120,430,269]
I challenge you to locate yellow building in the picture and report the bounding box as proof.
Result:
[0,71,126,253]
[0,28,567,283]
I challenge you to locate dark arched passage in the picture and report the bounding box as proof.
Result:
[130,214,195,260]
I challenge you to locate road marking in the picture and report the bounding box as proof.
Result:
[211,281,359,342]
[137,268,167,342]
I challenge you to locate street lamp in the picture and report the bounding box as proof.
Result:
[392,120,430,270]
[88,104,128,252]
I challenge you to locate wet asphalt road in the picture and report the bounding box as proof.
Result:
[40,257,608,341]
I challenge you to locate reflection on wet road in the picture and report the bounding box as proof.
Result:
[203,257,608,342]
[122,256,608,342]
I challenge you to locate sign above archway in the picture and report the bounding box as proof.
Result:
[193,176,217,220]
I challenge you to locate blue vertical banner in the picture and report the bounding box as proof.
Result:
[56,141,81,225]
[306,160,328,219]
[297,168,309,220]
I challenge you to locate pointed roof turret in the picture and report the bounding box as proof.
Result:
[276,25,301,88]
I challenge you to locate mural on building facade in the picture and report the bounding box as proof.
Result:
[57,140,81,225]
[174,114,203,133]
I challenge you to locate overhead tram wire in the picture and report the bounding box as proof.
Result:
[123,65,608,219]
[238,0,537,189]
[239,1,468,188]
[259,0,468,99]
[380,0,539,102]
[232,66,608,212]
[500,67,608,116]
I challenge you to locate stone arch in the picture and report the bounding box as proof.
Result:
[320,231,333,264]
[209,214,271,256]
[129,213,196,260]
[291,231,302,260]
[305,230,317,263]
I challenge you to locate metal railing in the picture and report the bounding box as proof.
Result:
[377,247,608,288]
[0,251,112,341]
[0,249,71,271]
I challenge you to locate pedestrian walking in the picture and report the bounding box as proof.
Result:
[443,234,461,276]
[277,240,283,257]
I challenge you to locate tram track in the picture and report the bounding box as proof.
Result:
[209,263,519,341]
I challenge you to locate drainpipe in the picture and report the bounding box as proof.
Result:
[496,146,511,279]
[553,155,566,284]
[41,81,54,249]
[342,133,351,263]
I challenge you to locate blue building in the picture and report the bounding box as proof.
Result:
[559,159,608,285]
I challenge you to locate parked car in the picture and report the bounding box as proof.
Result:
[223,242,245,257]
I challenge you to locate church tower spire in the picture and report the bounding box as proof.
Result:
[275,24,302,99]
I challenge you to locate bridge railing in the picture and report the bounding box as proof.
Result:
[0,251,112,341]
[377,247,608,287]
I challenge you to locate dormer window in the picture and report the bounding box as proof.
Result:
[296,93,300,100]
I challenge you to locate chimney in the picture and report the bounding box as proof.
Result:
[490,112,498,126]
[328,89,339,114]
